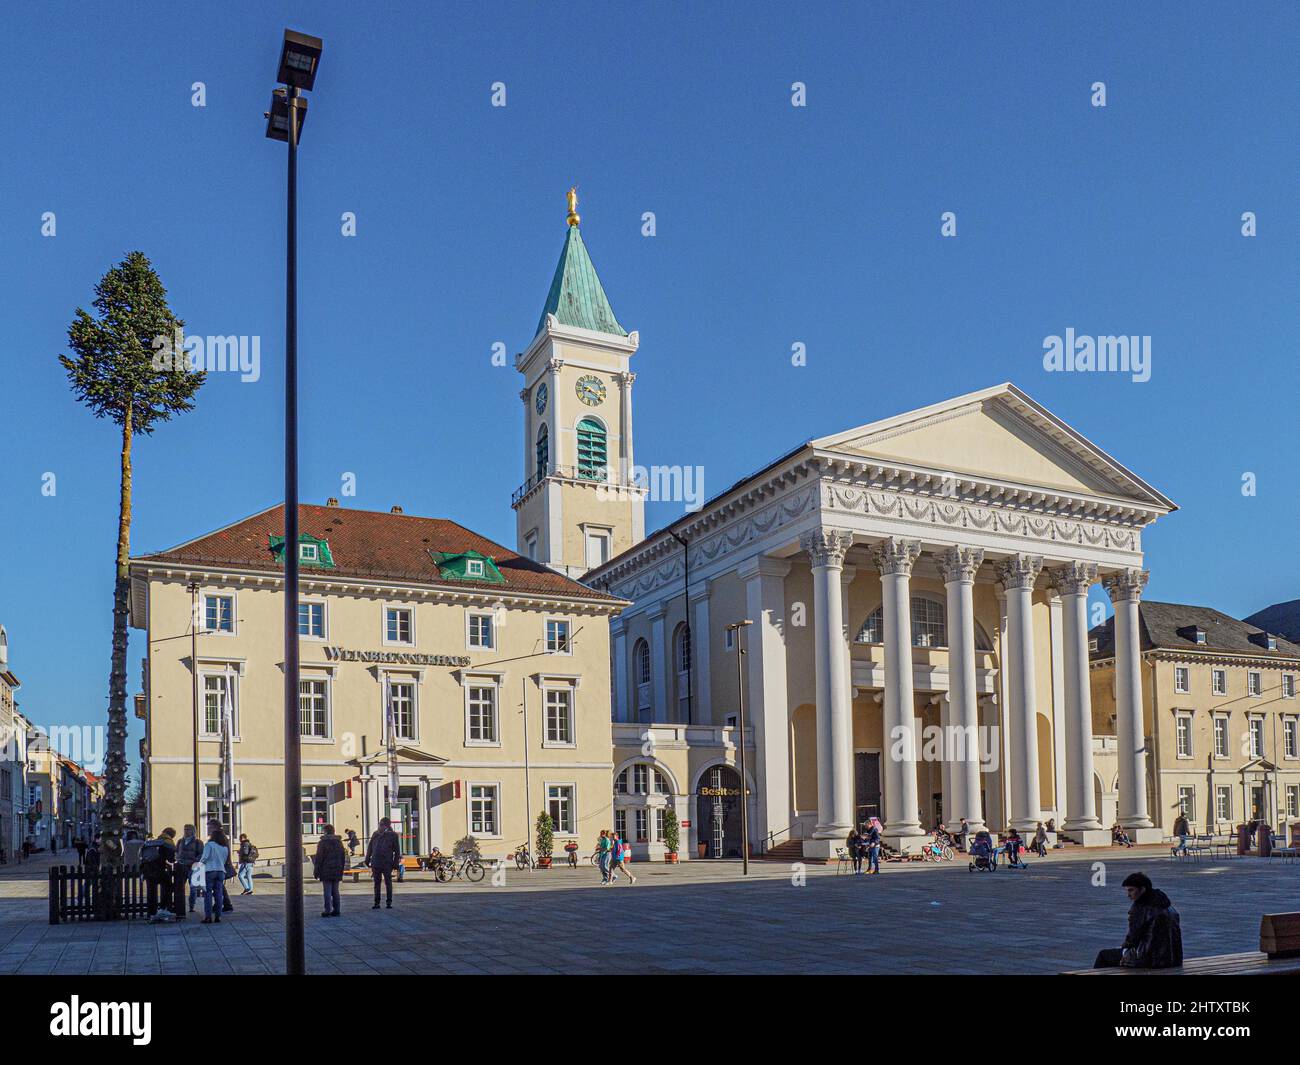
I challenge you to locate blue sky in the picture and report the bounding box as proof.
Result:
[1,2,1297,769]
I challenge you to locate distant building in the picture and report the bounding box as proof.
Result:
[0,624,23,859]
[1089,602,1300,836]
[1245,599,1300,647]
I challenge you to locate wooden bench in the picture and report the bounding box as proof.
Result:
[344,855,423,882]
[1064,911,1300,974]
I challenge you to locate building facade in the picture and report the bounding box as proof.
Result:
[0,626,23,860]
[587,384,1177,855]
[129,502,625,860]
[1089,602,1300,838]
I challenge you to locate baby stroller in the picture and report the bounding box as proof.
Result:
[968,831,995,872]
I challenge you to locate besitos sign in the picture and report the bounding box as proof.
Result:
[322,647,471,667]
[698,786,744,797]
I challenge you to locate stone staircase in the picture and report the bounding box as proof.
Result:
[757,839,805,862]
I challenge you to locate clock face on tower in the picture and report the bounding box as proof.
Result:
[535,382,548,415]
[575,374,606,406]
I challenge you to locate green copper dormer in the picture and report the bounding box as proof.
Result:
[430,549,506,584]
[535,222,628,339]
[269,533,336,569]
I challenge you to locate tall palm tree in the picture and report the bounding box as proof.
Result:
[60,251,206,869]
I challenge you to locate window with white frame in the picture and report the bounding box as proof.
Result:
[298,601,325,638]
[201,672,237,737]
[585,529,611,570]
[204,594,234,633]
[545,687,574,745]
[202,781,238,837]
[1212,669,1227,696]
[301,785,329,835]
[547,784,575,834]
[1248,671,1262,697]
[632,764,649,794]
[1285,718,1298,760]
[466,558,485,577]
[525,532,538,561]
[1214,716,1229,759]
[385,607,413,645]
[1176,785,1194,818]
[1288,784,1300,819]
[546,618,571,654]
[1174,667,1189,694]
[635,808,649,843]
[1249,717,1264,758]
[469,784,498,835]
[1285,675,1296,699]
[635,640,651,684]
[614,809,627,840]
[1215,785,1232,823]
[468,613,494,650]
[1175,713,1192,758]
[299,543,318,563]
[299,677,329,738]
[655,808,666,842]
[467,685,498,743]
[387,680,416,741]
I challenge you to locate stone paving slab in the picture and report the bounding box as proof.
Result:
[1,852,1294,974]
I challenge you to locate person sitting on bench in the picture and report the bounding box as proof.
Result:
[1093,872,1183,969]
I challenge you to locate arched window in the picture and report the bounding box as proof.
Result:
[673,624,691,721]
[576,417,607,480]
[615,764,671,795]
[635,639,651,685]
[855,596,948,648]
[535,424,549,481]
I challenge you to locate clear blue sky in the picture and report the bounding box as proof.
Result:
[1,3,1297,772]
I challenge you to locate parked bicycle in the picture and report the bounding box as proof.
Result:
[510,842,534,870]
[920,835,954,862]
[432,852,486,883]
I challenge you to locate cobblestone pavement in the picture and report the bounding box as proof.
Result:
[1,850,1295,975]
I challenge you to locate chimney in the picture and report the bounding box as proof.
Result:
[326,497,339,507]
[390,505,403,514]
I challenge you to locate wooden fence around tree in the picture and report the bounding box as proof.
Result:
[48,864,152,924]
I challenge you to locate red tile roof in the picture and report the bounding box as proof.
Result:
[134,503,622,605]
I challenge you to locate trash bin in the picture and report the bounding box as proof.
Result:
[1258,822,1273,857]
[1237,822,1253,855]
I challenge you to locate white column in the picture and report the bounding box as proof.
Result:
[618,370,636,472]
[874,536,924,846]
[1047,590,1067,824]
[689,580,712,722]
[997,553,1044,832]
[1046,563,1105,839]
[802,529,855,849]
[1104,568,1155,833]
[611,617,630,723]
[938,545,987,833]
[520,387,533,477]
[649,604,668,724]
[739,556,792,847]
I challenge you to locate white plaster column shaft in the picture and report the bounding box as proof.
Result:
[648,604,668,724]
[611,618,630,723]
[689,580,712,722]
[1047,563,1105,833]
[802,529,855,840]
[938,545,987,833]
[740,557,792,845]
[874,537,924,841]
[1105,568,1153,829]
[998,553,1044,832]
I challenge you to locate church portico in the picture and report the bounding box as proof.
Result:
[592,384,1176,858]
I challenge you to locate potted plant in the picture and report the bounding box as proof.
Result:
[535,811,554,868]
[663,809,680,863]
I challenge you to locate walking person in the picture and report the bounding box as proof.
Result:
[206,819,236,912]
[1171,813,1190,856]
[236,833,257,894]
[847,826,864,874]
[139,827,177,919]
[607,830,624,882]
[365,817,401,909]
[957,817,970,854]
[73,837,87,866]
[312,823,346,918]
[865,819,882,874]
[173,823,204,919]
[1032,822,1048,858]
[596,829,613,884]
[199,826,230,924]
[83,837,101,875]
[609,834,638,885]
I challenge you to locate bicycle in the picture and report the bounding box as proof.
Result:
[510,842,534,871]
[920,835,954,862]
[432,852,486,883]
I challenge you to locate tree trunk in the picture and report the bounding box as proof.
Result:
[101,409,133,871]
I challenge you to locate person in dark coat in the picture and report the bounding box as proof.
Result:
[846,827,864,874]
[365,817,402,909]
[74,837,87,866]
[345,828,360,858]
[173,824,205,918]
[312,824,347,917]
[1093,872,1183,969]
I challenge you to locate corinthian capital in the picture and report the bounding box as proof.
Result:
[618,371,636,386]
[996,553,1043,591]
[871,537,922,577]
[937,546,984,584]
[1046,561,1099,597]
[800,528,853,569]
[547,357,565,373]
[1103,567,1149,604]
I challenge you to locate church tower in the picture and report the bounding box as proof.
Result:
[513,189,645,579]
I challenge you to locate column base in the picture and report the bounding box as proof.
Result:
[811,823,853,841]
[1063,817,1105,834]
[884,832,927,855]
[802,838,843,861]
[1125,826,1164,845]
[1010,818,1042,833]
[1061,828,1112,848]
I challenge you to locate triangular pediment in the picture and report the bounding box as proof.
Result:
[812,383,1173,509]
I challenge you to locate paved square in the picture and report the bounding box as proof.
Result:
[2,850,1295,974]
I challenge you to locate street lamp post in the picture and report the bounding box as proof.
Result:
[265,27,322,978]
[726,620,753,874]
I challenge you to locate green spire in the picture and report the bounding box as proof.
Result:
[535,225,627,338]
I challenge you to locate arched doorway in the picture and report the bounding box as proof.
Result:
[696,764,743,858]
